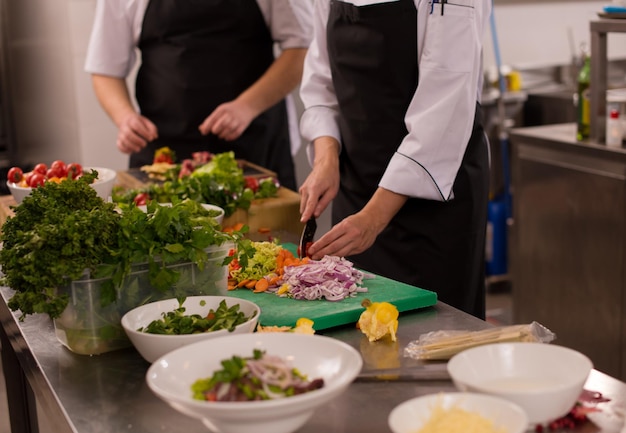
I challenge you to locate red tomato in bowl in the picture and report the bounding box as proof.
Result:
[33,163,47,175]
[50,160,67,178]
[28,172,46,188]
[7,167,23,183]
[66,163,83,180]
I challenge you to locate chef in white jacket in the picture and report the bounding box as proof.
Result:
[299,0,491,318]
[85,0,313,191]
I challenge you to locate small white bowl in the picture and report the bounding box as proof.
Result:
[146,333,363,433]
[122,296,260,363]
[7,166,117,204]
[447,342,593,425]
[389,392,528,433]
[138,202,225,225]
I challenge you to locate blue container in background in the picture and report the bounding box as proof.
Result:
[486,197,508,276]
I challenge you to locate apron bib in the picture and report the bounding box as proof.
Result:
[327,0,489,318]
[133,0,296,190]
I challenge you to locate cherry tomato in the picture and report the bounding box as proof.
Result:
[28,172,46,188]
[7,167,23,183]
[50,160,67,178]
[133,192,150,206]
[46,168,59,179]
[66,163,83,180]
[244,176,260,193]
[33,163,47,175]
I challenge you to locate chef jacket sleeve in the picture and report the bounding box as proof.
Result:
[298,0,342,165]
[260,0,314,49]
[84,0,146,78]
[379,0,491,201]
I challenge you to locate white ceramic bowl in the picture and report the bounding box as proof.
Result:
[7,166,117,204]
[447,342,593,425]
[146,333,363,433]
[388,392,529,433]
[122,296,260,363]
[138,202,225,225]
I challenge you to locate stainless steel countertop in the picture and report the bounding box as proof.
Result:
[2,286,625,433]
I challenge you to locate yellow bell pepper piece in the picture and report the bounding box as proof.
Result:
[357,299,399,342]
[293,317,315,334]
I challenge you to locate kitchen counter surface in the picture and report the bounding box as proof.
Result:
[2,285,625,433]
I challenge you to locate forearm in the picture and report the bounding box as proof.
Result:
[361,187,408,234]
[91,74,137,127]
[236,48,307,116]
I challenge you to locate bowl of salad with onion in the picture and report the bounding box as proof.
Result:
[122,296,260,363]
[146,332,363,433]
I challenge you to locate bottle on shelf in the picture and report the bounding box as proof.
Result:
[606,108,623,148]
[576,54,591,141]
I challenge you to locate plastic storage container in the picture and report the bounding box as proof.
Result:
[53,242,232,355]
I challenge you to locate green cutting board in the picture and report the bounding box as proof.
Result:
[224,244,438,331]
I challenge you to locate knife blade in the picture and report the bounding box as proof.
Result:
[299,217,317,258]
[355,367,451,382]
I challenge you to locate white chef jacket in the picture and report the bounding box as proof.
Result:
[84,0,314,156]
[299,0,491,201]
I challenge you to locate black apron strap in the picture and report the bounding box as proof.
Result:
[131,0,296,190]
[327,0,489,318]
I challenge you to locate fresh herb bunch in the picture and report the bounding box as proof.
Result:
[139,298,256,335]
[0,177,253,320]
[0,171,119,319]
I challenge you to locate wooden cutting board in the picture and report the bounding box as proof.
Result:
[224,244,438,331]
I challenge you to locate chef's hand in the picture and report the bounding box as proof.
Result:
[307,187,408,260]
[307,211,380,260]
[299,137,340,222]
[116,112,158,155]
[199,100,256,141]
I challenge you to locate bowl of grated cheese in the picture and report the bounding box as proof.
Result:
[388,392,528,433]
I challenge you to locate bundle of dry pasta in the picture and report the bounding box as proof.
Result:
[404,321,555,361]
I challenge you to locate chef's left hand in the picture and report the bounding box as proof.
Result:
[199,99,256,141]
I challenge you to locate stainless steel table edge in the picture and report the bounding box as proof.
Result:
[2,286,625,433]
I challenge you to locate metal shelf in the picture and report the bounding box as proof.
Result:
[589,18,626,143]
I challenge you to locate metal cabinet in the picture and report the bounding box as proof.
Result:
[510,123,626,381]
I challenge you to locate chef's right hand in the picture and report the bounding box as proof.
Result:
[116,112,158,155]
[299,137,340,222]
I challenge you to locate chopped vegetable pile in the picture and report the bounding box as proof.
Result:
[140,299,256,335]
[191,349,324,402]
[113,151,279,216]
[228,241,368,301]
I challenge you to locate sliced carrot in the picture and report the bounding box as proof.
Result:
[257,227,271,234]
[237,279,251,288]
[245,279,257,289]
[268,275,280,286]
[253,278,269,292]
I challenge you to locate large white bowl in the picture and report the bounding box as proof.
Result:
[146,333,363,433]
[122,296,260,363]
[7,166,117,204]
[447,342,593,425]
[388,392,529,433]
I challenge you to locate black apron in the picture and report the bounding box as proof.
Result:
[133,0,296,191]
[327,0,489,318]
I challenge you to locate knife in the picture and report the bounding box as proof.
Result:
[299,217,317,258]
[355,367,451,382]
